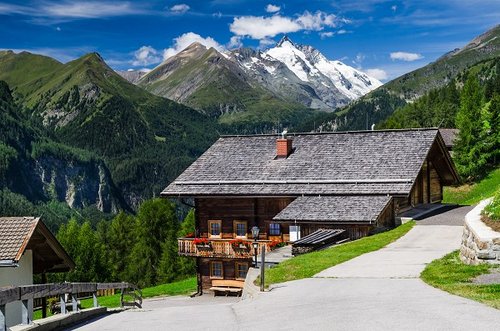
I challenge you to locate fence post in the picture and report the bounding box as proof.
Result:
[0,304,6,331]
[72,294,78,312]
[93,292,98,308]
[260,248,265,292]
[60,295,66,315]
[21,299,30,325]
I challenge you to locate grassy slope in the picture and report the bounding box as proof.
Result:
[421,251,500,309]
[261,221,414,287]
[443,168,500,205]
[33,277,197,320]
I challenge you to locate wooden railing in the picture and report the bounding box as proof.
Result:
[0,282,141,331]
[178,238,272,259]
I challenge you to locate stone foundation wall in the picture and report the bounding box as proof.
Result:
[460,198,500,265]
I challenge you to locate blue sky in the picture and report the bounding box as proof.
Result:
[0,0,499,81]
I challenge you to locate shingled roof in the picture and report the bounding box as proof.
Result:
[0,217,74,273]
[273,196,392,223]
[439,128,459,149]
[162,128,457,197]
[0,217,38,262]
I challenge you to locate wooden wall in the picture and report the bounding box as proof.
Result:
[199,258,251,290]
[376,199,395,228]
[429,163,442,202]
[195,197,293,240]
[410,160,443,206]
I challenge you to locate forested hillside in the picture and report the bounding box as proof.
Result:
[0,51,219,210]
[0,81,124,229]
[380,58,500,181]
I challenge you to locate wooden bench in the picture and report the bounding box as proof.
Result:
[210,280,244,296]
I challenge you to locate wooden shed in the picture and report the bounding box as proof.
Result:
[0,217,74,327]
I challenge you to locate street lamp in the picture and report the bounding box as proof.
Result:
[251,226,260,267]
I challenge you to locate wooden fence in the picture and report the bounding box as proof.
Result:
[0,282,142,331]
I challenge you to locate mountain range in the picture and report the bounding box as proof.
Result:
[122,36,381,118]
[1,24,499,217]
[313,24,500,132]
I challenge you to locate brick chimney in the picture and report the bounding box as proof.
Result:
[276,131,293,158]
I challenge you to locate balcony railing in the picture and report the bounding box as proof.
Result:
[177,238,272,259]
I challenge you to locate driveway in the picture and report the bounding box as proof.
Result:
[71,206,500,330]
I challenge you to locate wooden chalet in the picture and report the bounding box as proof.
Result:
[161,128,459,292]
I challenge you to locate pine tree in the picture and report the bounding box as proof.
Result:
[126,198,178,287]
[484,94,500,166]
[454,75,485,180]
[108,212,135,281]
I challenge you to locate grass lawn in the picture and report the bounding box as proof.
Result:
[421,251,500,309]
[443,168,500,205]
[259,221,415,287]
[33,277,196,320]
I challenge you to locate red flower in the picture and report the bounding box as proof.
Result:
[230,238,249,249]
[193,238,209,245]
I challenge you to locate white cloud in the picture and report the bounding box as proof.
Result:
[163,32,224,60]
[265,4,280,13]
[391,5,397,12]
[319,31,334,39]
[132,46,162,66]
[230,11,341,39]
[258,38,275,49]
[170,4,190,14]
[352,52,365,68]
[230,15,301,39]
[390,51,423,61]
[227,36,243,49]
[365,68,388,81]
[43,1,142,18]
[56,26,61,31]
[0,1,145,19]
[337,29,348,34]
[296,11,338,30]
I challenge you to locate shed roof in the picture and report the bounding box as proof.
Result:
[292,229,346,246]
[162,128,458,197]
[439,128,459,148]
[273,195,392,223]
[0,217,75,273]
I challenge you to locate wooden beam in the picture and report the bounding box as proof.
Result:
[0,287,19,306]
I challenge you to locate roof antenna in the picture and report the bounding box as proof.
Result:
[437,119,445,128]
[371,123,375,131]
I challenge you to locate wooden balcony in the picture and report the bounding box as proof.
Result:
[177,238,272,259]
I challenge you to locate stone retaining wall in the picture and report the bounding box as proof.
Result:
[460,198,500,265]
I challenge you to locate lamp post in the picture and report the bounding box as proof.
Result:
[251,226,260,267]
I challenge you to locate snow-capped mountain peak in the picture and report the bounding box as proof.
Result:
[263,36,382,101]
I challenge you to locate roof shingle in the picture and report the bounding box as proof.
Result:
[0,217,38,261]
[162,129,440,196]
[273,195,392,223]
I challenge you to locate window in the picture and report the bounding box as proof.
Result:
[233,220,247,238]
[210,261,223,279]
[269,223,281,236]
[208,220,221,238]
[235,262,248,280]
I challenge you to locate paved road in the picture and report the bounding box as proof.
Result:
[416,205,474,226]
[71,206,500,331]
